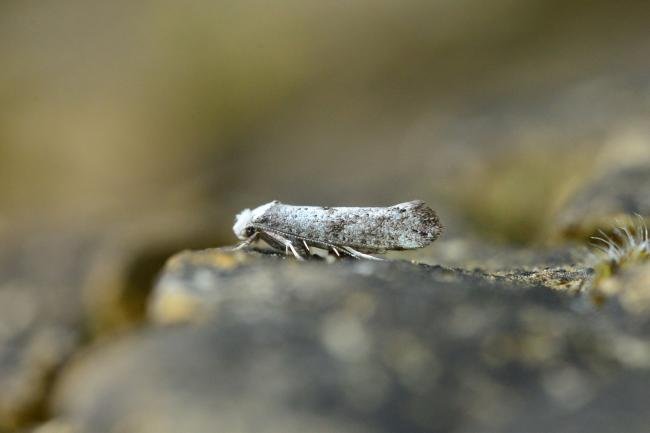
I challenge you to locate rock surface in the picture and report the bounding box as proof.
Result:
[47,249,650,433]
[0,229,92,431]
[0,213,224,431]
[148,248,590,325]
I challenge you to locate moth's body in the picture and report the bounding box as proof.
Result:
[233,200,442,260]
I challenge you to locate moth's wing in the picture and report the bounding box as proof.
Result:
[253,202,442,251]
[334,201,442,250]
[251,205,335,246]
[391,200,443,247]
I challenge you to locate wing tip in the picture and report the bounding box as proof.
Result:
[406,200,444,244]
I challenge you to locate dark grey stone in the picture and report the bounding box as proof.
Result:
[51,250,650,433]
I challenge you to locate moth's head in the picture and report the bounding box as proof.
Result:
[233,209,256,240]
[233,201,278,240]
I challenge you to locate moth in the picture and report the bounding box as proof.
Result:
[232,200,442,260]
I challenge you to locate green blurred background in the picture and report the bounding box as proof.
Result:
[1,0,649,244]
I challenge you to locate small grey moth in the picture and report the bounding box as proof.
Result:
[233,200,442,260]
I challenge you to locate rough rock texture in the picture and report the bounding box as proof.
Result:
[149,248,590,325]
[47,249,650,433]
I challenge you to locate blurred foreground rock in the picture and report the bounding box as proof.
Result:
[0,212,225,431]
[49,249,650,433]
[0,230,91,431]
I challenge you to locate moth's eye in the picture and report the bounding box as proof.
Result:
[245,227,256,237]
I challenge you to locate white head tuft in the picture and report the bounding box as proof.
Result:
[233,201,279,240]
[233,208,253,240]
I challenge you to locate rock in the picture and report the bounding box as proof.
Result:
[148,247,496,325]
[50,249,650,433]
[0,212,226,430]
[150,248,591,325]
[395,235,583,269]
[394,236,590,293]
[0,229,93,431]
[79,211,230,334]
[481,266,590,293]
[553,164,650,241]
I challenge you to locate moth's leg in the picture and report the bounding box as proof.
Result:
[291,239,312,258]
[341,246,384,261]
[330,246,342,258]
[259,232,285,252]
[301,240,312,255]
[231,233,259,251]
[286,242,305,261]
[259,232,298,258]
[263,231,306,261]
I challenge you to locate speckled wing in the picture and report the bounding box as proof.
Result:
[250,200,442,252]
